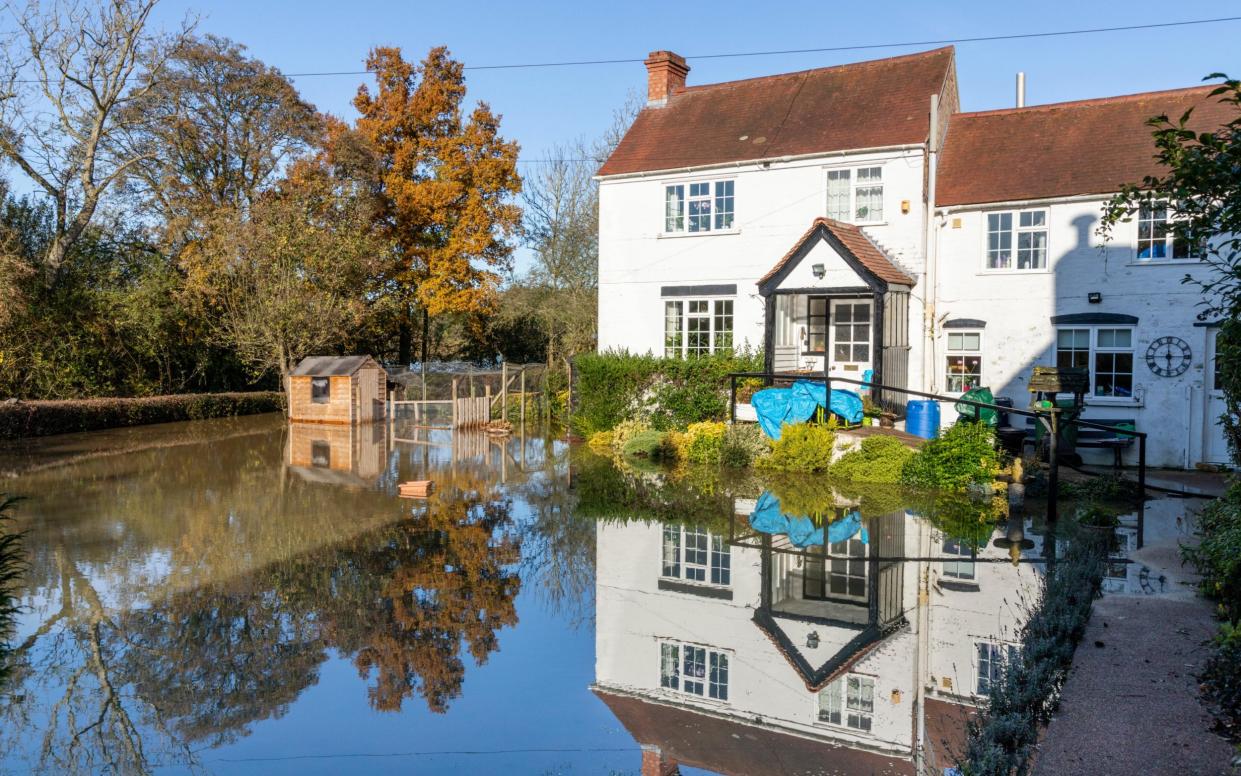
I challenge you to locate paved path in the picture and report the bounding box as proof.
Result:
[1034,497,1235,776]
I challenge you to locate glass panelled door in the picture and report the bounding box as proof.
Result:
[829,300,872,379]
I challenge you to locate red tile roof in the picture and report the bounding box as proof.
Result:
[593,688,917,776]
[598,47,956,176]
[759,218,916,289]
[937,85,1237,206]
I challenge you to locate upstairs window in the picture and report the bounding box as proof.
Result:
[987,209,1047,270]
[1136,202,1196,260]
[664,180,735,233]
[664,299,733,358]
[826,166,884,223]
[977,642,1020,695]
[311,377,331,404]
[662,525,731,585]
[660,641,729,701]
[818,674,875,731]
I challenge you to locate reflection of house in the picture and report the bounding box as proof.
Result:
[597,47,1235,467]
[288,355,387,424]
[592,501,1044,774]
[286,422,388,488]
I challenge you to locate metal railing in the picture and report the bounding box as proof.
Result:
[727,370,1149,525]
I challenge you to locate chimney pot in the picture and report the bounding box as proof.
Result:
[645,50,689,106]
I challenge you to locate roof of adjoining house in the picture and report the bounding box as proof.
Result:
[758,217,916,289]
[593,688,917,776]
[598,47,955,177]
[937,85,1236,207]
[291,355,381,377]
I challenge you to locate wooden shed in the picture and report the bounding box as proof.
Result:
[288,356,387,424]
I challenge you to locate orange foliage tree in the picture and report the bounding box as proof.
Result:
[351,46,522,365]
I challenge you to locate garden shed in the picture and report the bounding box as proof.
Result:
[288,356,387,424]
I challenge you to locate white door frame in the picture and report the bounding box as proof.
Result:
[1203,327,1232,464]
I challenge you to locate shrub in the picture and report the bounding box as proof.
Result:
[1183,480,1241,624]
[832,436,916,484]
[572,349,763,436]
[586,431,614,454]
[721,423,769,468]
[0,392,286,439]
[609,418,651,455]
[621,429,673,460]
[901,421,1000,491]
[1201,624,1241,742]
[760,422,836,473]
[683,421,727,464]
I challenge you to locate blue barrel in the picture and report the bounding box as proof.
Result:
[906,400,941,440]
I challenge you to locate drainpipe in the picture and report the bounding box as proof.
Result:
[923,94,940,393]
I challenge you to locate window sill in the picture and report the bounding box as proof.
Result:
[658,578,733,600]
[976,268,1051,276]
[658,228,740,239]
[1125,259,1205,267]
[1083,397,1143,409]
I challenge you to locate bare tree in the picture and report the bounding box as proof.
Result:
[0,0,193,281]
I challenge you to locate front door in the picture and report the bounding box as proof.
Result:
[829,299,873,381]
[1205,328,1232,464]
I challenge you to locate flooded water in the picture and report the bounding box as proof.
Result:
[0,414,1175,775]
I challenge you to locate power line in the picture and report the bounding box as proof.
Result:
[276,16,1241,77]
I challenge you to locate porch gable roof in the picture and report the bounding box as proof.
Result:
[758,218,915,295]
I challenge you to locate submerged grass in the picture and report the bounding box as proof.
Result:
[0,495,23,688]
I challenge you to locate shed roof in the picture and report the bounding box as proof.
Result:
[291,355,382,377]
[758,217,916,291]
[937,85,1236,206]
[598,47,955,177]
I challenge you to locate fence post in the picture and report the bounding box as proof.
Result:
[1047,409,1059,526]
[501,362,508,420]
[452,377,459,428]
[564,357,573,432]
[485,384,492,422]
[520,367,526,430]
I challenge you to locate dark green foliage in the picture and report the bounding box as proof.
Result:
[620,429,670,460]
[960,533,1106,775]
[1201,625,1241,742]
[720,423,768,468]
[901,422,1000,491]
[832,435,917,483]
[759,423,836,473]
[0,392,285,439]
[1185,481,1241,625]
[571,349,762,436]
[0,496,23,688]
[1059,473,1142,504]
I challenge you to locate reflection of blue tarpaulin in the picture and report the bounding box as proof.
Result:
[751,380,864,440]
[748,491,869,548]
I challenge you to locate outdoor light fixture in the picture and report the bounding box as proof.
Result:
[1088,292,1102,304]
[811,263,826,279]
[806,631,820,649]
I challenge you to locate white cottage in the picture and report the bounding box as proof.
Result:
[597,47,1234,468]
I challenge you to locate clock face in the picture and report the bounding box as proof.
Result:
[1145,336,1192,377]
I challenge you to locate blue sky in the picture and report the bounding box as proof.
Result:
[148,0,1240,165]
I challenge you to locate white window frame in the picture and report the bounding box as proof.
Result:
[659,641,730,702]
[662,178,736,235]
[1054,326,1137,403]
[1135,201,1198,262]
[663,297,734,358]
[817,673,875,731]
[662,525,731,586]
[976,641,1020,695]
[944,329,983,395]
[941,539,977,581]
[983,208,1048,272]
[825,165,885,224]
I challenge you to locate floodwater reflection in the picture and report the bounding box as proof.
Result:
[0,415,1055,774]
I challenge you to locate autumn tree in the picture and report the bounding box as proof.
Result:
[351,46,522,365]
[121,34,322,251]
[0,0,192,282]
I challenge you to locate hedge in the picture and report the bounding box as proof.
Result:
[572,349,763,436]
[0,392,286,439]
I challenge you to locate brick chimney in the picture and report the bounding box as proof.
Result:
[641,745,680,776]
[644,50,689,106]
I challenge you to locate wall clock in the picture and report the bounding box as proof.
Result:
[1145,336,1192,377]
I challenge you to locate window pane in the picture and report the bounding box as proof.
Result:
[661,644,680,690]
[665,185,684,232]
[709,652,729,700]
[710,534,730,585]
[664,301,683,358]
[714,180,735,230]
[947,332,963,351]
[662,525,681,577]
[962,333,981,351]
[683,646,706,695]
[713,300,734,353]
[856,185,883,222]
[826,170,851,220]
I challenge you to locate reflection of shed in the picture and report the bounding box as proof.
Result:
[289,356,387,424]
[286,422,387,489]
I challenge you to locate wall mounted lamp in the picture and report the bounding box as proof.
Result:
[811,263,826,279]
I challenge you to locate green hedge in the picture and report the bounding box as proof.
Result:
[0,392,285,439]
[572,349,762,436]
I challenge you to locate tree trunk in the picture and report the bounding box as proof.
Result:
[398,303,413,366]
[420,307,430,366]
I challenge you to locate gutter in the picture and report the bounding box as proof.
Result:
[594,143,926,182]
[935,191,1119,214]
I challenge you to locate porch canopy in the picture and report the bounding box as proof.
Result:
[757,218,914,402]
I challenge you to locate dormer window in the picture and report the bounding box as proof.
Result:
[664,180,735,233]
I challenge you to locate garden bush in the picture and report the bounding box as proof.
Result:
[0,391,286,439]
[901,421,1000,492]
[720,423,769,468]
[621,429,672,460]
[759,422,836,473]
[831,436,916,484]
[586,430,614,454]
[683,421,727,464]
[609,418,651,456]
[1183,480,1241,624]
[1201,624,1241,742]
[572,349,762,436]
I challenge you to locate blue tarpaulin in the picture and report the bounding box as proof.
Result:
[747,491,869,548]
[750,380,864,440]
